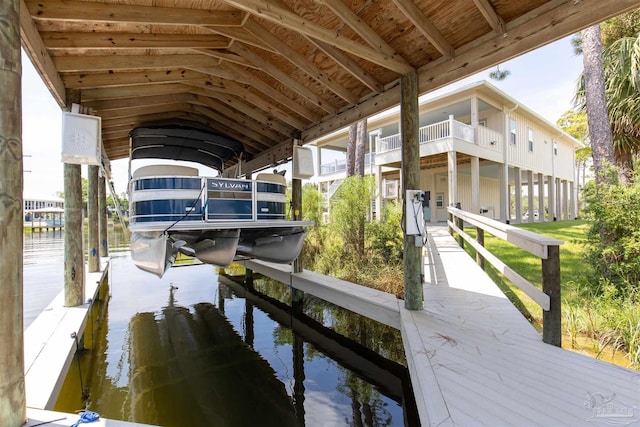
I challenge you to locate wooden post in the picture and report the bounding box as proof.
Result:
[401,71,423,310]
[0,1,27,423]
[542,245,561,346]
[64,90,85,307]
[292,177,303,274]
[291,170,305,308]
[88,165,100,272]
[476,228,485,270]
[98,172,108,257]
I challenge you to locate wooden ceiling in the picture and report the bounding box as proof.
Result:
[20,0,636,169]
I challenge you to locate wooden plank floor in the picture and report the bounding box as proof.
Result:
[242,227,640,426]
[406,225,640,426]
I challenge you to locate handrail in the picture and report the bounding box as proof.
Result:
[447,207,563,346]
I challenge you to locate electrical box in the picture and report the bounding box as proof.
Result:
[61,112,102,165]
[405,189,426,237]
[292,145,314,179]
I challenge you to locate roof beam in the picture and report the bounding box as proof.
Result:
[471,0,506,36]
[243,18,358,104]
[188,91,295,138]
[19,0,66,106]
[230,42,337,115]
[182,79,309,131]
[42,32,231,50]
[219,62,321,123]
[391,0,454,59]
[192,49,257,69]
[87,93,193,112]
[101,111,191,130]
[25,0,245,26]
[99,102,191,121]
[189,94,289,141]
[81,83,186,101]
[62,69,214,89]
[321,0,398,58]
[189,105,272,151]
[218,0,413,74]
[53,54,220,73]
[307,37,383,93]
[302,0,639,142]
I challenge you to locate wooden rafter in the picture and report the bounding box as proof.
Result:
[321,0,397,57]
[190,105,272,151]
[218,0,414,74]
[19,0,65,106]
[243,18,358,104]
[192,49,257,69]
[218,62,321,123]
[87,93,192,112]
[99,102,191,121]
[81,83,186,102]
[471,0,506,36]
[182,80,309,131]
[25,0,245,26]
[229,42,337,115]
[188,91,295,137]
[189,95,287,142]
[62,69,212,89]
[307,37,383,93]
[42,32,231,50]
[391,0,454,59]
[53,54,220,73]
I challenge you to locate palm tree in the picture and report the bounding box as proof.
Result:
[576,33,640,184]
[578,25,616,186]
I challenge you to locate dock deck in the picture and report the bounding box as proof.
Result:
[244,225,640,426]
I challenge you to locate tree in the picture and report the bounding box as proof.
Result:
[575,9,640,185]
[579,25,616,186]
[557,109,591,211]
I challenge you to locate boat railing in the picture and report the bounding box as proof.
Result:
[130,175,287,225]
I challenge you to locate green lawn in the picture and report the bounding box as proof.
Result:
[457,220,638,369]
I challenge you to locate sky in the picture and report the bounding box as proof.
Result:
[21,36,584,198]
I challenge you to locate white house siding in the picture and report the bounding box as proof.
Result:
[456,174,501,219]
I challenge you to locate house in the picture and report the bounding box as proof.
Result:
[312,81,582,224]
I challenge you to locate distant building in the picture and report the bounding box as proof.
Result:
[312,80,581,223]
[23,195,64,212]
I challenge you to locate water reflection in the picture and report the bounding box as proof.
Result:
[46,228,412,426]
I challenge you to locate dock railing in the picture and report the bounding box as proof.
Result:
[446,207,563,346]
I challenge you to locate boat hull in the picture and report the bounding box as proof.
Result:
[128,170,312,277]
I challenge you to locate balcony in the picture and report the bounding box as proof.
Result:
[376,119,503,155]
[319,152,376,176]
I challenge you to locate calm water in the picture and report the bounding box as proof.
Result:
[25,228,416,426]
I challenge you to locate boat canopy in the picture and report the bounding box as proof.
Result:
[129,125,244,172]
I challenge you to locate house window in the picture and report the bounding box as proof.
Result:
[553,141,558,156]
[510,118,516,145]
[478,119,487,127]
[528,128,534,152]
[436,193,444,208]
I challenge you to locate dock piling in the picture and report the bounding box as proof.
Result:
[87,165,100,272]
[0,1,27,423]
[98,172,108,257]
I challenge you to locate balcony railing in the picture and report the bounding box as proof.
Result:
[319,152,376,176]
[376,119,484,154]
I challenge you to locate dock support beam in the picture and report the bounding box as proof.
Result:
[0,1,27,423]
[88,165,100,272]
[291,171,304,311]
[63,93,85,306]
[98,172,108,257]
[401,71,423,310]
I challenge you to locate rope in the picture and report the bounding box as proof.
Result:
[70,411,100,427]
[162,182,207,234]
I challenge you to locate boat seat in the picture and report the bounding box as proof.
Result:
[256,172,286,186]
[133,165,198,178]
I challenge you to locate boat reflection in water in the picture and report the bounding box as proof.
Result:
[60,252,409,426]
[126,289,298,426]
